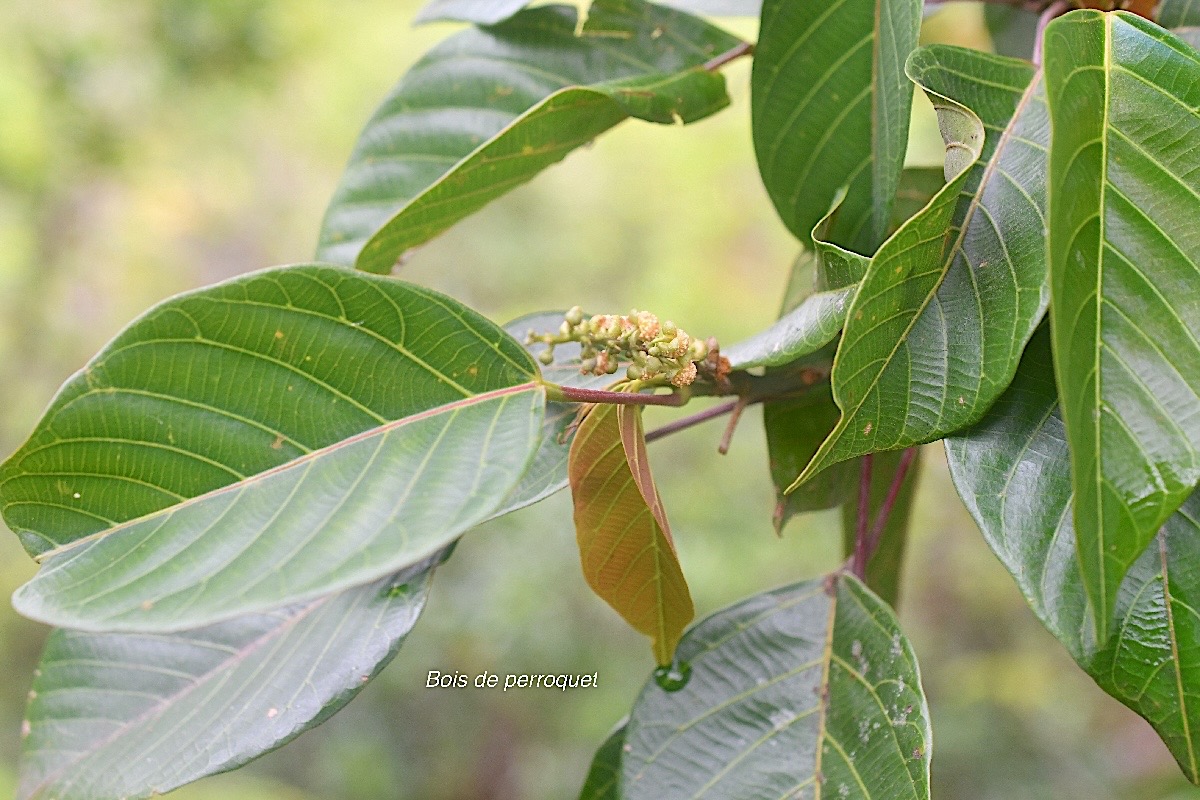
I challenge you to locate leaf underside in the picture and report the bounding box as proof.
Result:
[622,574,931,799]
[18,564,435,800]
[569,402,693,666]
[2,265,547,632]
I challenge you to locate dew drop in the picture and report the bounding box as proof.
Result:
[653,661,692,692]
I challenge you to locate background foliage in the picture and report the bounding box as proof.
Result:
[0,1,1197,798]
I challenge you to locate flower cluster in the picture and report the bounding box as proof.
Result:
[527,306,711,388]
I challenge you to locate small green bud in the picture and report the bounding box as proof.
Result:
[565,306,584,326]
[538,348,555,365]
[605,358,619,375]
[626,364,645,380]
[661,320,677,337]
[580,357,597,373]
[688,338,708,362]
[644,355,662,373]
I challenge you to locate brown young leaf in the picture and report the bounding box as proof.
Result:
[568,403,694,665]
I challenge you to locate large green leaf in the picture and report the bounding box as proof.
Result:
[1158,0,1200,27]
[946,327,1200,782]
[578,722,627,800]
[1043,10,1200,641]
[791,45,1051,489]
[2,265,546,632]
[17,562,436,800]
[569,402,693,665]
[751,0,921,251]
[723,284,855,371]
[621,574,931,798]
[317,0,743,272]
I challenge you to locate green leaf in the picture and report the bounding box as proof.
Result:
[760,168,941,534]
[766,383,857,533]
[1158,0,1200,27]
[724,285,855,371]
[790,45,1051,490]
[984,5,1039,60]
[578,722,627,800]
[1044,10,1200,641]
[622,574,931,798]
[17,562,435,800]
[317,0,744,272]
[2,265,546,632]
[569,402,694,666]
[946,327,1200,782]
[891,166,947,232]
[498,311,613,515]
[751,0,921,251]
[841,448,921,608]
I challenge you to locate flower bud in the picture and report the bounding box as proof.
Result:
[538,348,556,365]
[688,338,708,362]
[626,364,645,380]
[565,306,584,326]
[670,362,698,387]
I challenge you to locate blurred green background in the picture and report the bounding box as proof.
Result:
[0,1,1197,798]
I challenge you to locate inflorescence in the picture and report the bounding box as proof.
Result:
[526,307,723,388]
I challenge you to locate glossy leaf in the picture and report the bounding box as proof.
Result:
[17,563,435,800]
[1044,11,1200,640]
[569,402,693,666]
[841,448,922,608]
[1159,0,1200,27]
[724,285,855,371]
[622,574,931,798]
[751,0,921,251]
[946,328,1200,781]
[578,722,627,800]
[317,0,744,272]
[791,45,1051,490]
[2,265,546,632]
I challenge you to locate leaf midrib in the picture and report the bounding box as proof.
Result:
[32,382,543,564]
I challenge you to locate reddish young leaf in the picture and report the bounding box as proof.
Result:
[568,403,694,665]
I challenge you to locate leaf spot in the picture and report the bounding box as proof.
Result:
[863,422,873,436]
[270,434,285,451]
[140,600,154,611]
[267,707,278,719]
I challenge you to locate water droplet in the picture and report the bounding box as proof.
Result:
[653,661,692,692]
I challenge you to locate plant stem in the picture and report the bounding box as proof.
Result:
[850,454,875,581]
[645,398,761,443]
[547,384,688,407]
[717,396,749,455]
[704,42,754,72]
[863,447,919,558]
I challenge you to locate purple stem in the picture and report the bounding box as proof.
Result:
[850,455,875,580]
